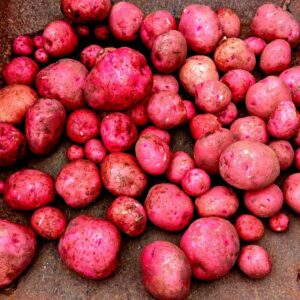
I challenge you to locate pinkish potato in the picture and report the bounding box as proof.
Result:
[217,102,238,126]
[245,76,292,120]
[214,38,256,72]
[107,196,147,237]
[147,91,187,129]
[141,241,191,300]
[36,59,88,111]
[84,47,152,111]
[140,10,177,49]
[100,112,138,152]
[283,173,300,213]
[145,183,193,232]
[61,0,111,23]
[43,20,78,57]
[34,49,50,64]
[66,109,99,144]
[183,100,196,121]
[76,25,90,37]
[194,129,235,174]
[244,184,283,218]
[230,116,269,144]
[221,69,255,103]
[0,123,26,167]
[180,217,240,280]
[0,220,36,289]
[216,8,240,38]
[84,139,107,164]
[30,206,67,240]
[245,37,266,55]
[179,55,219,96]
[295,149,300,170]
[0,180,5,195]
[166,151,195,184]
[151,30,187,73]
[269,140,294,170]
[251,4,300,48]
[135,134,171,175]
[58,215,121,279]
[2,57,39,86]
[12,35,34,56]
[125,99,149,127]
[25,99,66,155]
[179,4,222,54]
[238,245,272,279]
[66,145,84,161]
[195,80,231,113]
[234,214,264,242]
[139,126,171,145]
[4,169,55,210]
[101,152,147,197]
[33,35,44,48]
[109,2,144,42]
[80,44,102,69]
[269,213,289,232]
[220,141,280,190]
[152,74,179,94]
[95,47,116,64]
[195,186,239,218]
[94,25,109,40]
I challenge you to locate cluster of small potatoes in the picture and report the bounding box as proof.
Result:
[1,0,300,299]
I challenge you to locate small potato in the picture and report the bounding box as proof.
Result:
[55,159,101,208]
[269,213,289,232]
[76,25,90,37]
[145,183,193,232]
[195,186,239,218]
[269,140,294,170]
[180,217,240,280]
[4,169,55,210]
[33,35,44,48]
[101,152,147,197]
[107,196,147,237]
[80,44,102,70]
[34,49,50,64]
[217,102,238,126]
[244,184,283,218]
[216,8,240,38]
[139,126,171,145]
[84,139,107,164]
[94,25,109,40]
[152,74,179,94]
[141,241,191,300]
[12,35,34,56]
[283,173,300,213]
[183,100,196,121]
[125,99,149,127]
[244,37,267,55]
[66,145,84,161]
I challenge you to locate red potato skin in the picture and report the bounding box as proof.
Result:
[180,217,240,280]
[280,66,300,106]
[283,173,300,214]
[33,35,44,48]
[101,152,147,197]
[4,169,55,211]
[139,126,171,145]
[58,215,121,279]
[269,213,289,232]
[152,74,179,94]
[217,102,238,126]
[269,140,294,170]
[30,206,67,240]
[125,99,149,127]
[12,35,34,56]
[294,128,300,147]
[216,8,240,38]
[34,49,50,64]
[140,241,191,300]
[107,196,147,237]
[0,220,36,289]
[144,183,194,232]
[66,145,84,161]
[94,25,109,40]
[25,99,66,155]
[295,149,300,170]
[80,44,103,70]
[76,25,90,37]
[182,100,196,121]
[244,37,267,55]
[84,139,107,164]
[95,47,116,64]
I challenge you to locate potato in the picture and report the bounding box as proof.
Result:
[66,145,84,161]
[0,84,38,124]
[217,102,238,126]
[139,126,171,145]
[183,100,196,121]
[84,139,107,164]
[101,152,147,197]
[76,25,90,37]
[125,99,149,127]
[216,8,240,38]
[0,220,36,289]
[80,44,102,69]
[180,217,240,280]
[195,186,239,218]
[94,24,109,40]
[269,213,289,232]
[283,173,300,213]
[56,159,101,208]
[219,141,280,190]
[34,49,49,64]
[179,4,222,54]
[140,241,191,300]
[152,74,179,94]
[295,149,300,170]
[12,35,34,56]
[244,37,267,55]
[145,183,193,232]
[33,35,44,48]
[4,169,55,210]
[269,140,294,170]
[95,47,116,64]
[25,99,66,155]
[58,215,121,279]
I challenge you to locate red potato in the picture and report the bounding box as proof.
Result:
[145,183,193,232]
[76,25,90,37]
[33,35,44,48]
[179,4,222,54]
[195,186,239,218]
[0,123,26,167]
[36,59,88,111]
[34,49,50,64]
[30,206,67,240]
[12,35,34,56]
[238,245,272,279]
[283,173,300,213]
[109,2,144,42]
[269,213,289,232]
[25,99,66,155]
[234,214,264,242]
[180,217,240,280]
[139,126,171,145]
[295,149,300,170]
[244,37,267,55]
[84,139,107,164]
[101,152,147,197]
[94,25,109,40]
[182,101,196,121]
[140,10,177,49]
[107,196,147,237]
[56,159,101,208]
[0,180,5,195]
[140,241,191,300]
[214,38,256,72]
[216,8,240,38]
[84,47,152,111]
[43,20,78,57]
[80,44,102,69]
[95,47,116,64]
[152,74,179,94]
[217,102,238,126]
[100,112,138,152]
[4,169,55,210]
[66,145,84,161]
[0,220,36,289]
[269,140,294,171]
[220,141,280,190]
[244,184,283,218]
[135,134,171,175]
[125,99,149,127]
[58,215,121,279]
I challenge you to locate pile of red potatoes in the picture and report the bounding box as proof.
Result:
[1,0,300,299]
